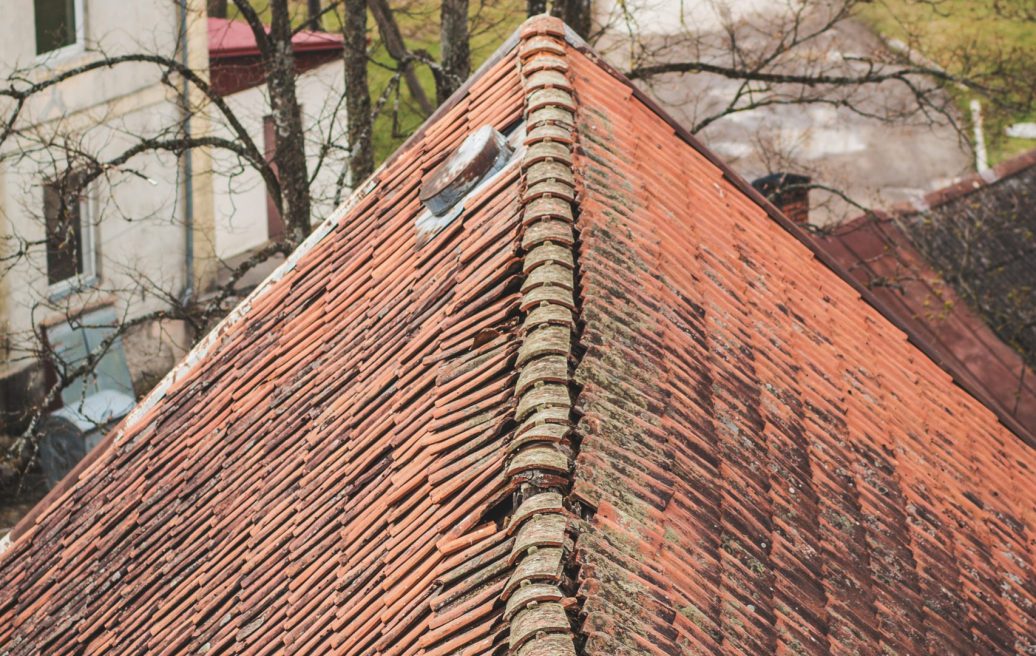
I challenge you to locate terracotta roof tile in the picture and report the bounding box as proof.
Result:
[812,204,1036,432]
[563,40,1035,654]
[1,15,1034,655]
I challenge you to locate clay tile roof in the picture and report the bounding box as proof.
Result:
[1,16,1034,655]
[810,151,1036,432]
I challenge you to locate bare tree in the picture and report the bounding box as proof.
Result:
[439,0,471,103]
[368,0,435,115]
[307,0,326,30]
[591,0,1034,219]
[344,0,375,182]
[208,0,229,18]
[233,0,313,244]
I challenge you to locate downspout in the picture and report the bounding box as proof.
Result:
[970,99,989,172]
[178,0,195,304]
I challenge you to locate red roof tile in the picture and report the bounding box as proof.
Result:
[563,35,1035,655]
[810,209,1036,433]
[1,16,1033,656]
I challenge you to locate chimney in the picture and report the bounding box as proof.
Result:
[752,172,811,224]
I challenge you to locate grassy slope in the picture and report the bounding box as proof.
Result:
[233,0,522,164]
[861,0,1036,164]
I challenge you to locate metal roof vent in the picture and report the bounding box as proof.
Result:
[420,125,513,217]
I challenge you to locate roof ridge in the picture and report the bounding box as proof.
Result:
[500,15,584,656]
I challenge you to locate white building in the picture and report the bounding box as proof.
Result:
[0,0,349,457]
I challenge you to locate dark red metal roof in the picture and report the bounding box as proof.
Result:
[207,18,344,96]
[0,16,1032,655]
[207,17,343,59]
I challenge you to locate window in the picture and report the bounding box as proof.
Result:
[43,172,96,291]
[41,307,135,486]
[35,0,84,57]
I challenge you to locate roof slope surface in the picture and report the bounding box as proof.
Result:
[1,16,1034,656]
[0,42,526,655]
[812,150,1036,432]
[564,47,1035,654]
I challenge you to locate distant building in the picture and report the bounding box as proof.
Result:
[0,1,347,454]
[593,0,975,223]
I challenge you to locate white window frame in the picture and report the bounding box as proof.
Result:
[34,0,86,64]
[46,183,98,300]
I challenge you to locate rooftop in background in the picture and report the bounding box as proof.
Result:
[812,148,1036,431]
[207,17,343,95]
[0,16,1032,656]
[207,16,343,58]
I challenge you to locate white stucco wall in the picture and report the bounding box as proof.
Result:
[1,1,350,390]
[0,0,203,383]
[210,58,350,260]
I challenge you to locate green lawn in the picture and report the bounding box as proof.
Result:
[230,0,523,164]
[860,0,1036,165]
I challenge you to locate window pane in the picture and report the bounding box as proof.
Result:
[35,0,77,55]
[44,178,84,286]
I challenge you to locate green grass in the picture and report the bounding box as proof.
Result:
[859,0,1036,165]
[229,0,524,165]
[362,0,524,163]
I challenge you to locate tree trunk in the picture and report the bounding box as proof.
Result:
[265,0,313,244]
[343,0,374,183]
[307,0,323,31]
[368,0,434,116]
[439,0,469,105]
[552,0,592,38]
[207,0,228,18]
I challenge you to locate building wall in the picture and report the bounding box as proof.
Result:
[0,2,351,432]
[0,0,212,423]
[210,59,349,260]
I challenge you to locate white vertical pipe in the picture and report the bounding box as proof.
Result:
[970,99,989,172]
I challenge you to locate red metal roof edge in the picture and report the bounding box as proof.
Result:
[559,25,1035,447]
[827,148,1036,237]
[893,147,1036,216]
[207,17,343,59]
